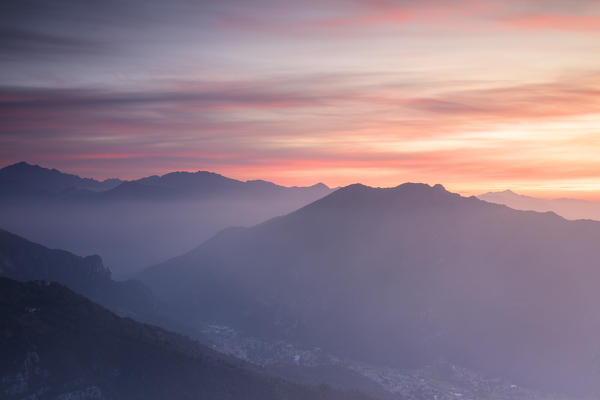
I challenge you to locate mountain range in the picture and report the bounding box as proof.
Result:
[0,162,332,277]
[141,182,600,397]
[0,162,122,198]
[98,171,329,202]
[0,162,330,203]
[479,189,600,221]
[3,162,600,398]
[0,227,565,399]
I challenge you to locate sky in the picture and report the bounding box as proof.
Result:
[1,0,600,199]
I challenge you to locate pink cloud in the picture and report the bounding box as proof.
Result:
[505,13,600,32]
[2,69,600,197]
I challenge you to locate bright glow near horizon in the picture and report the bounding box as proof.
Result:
[1,0,600,199]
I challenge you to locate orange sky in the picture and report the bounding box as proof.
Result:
[2,0,600,199]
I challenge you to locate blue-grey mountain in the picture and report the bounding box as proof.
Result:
[0,162,332,277]
[141,183,600,397]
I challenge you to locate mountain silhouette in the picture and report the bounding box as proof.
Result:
[479,189,600,221]
[0,161,331,203]
[0,162,332,276]
[141,182,600,396]
[0,162,121,198]
[0,229,157,321]
[0,277,372,400]
[99,170,330,202]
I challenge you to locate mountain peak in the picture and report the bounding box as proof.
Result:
[0,162,122,196]
[2,161,48,173]
[394,182,448,193]
[310,182,329,189]
[337,182,452,198]
[6,161,33,168]
[302,182,459,214]
[480,189,520,197]
[246,179,280,187]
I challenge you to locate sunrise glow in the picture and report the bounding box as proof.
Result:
[2,0,600,198]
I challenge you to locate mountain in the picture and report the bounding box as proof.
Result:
[0,163,332,277]
[141,183,600,397]
[0,162,121,198]
[479,189,600,221]
[99,170,330,202]
[0,277,373,400]
[0,161,331,203]
[0,229,157,322]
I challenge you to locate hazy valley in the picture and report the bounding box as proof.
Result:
[2,162,599,400]
[3,0,599,397]
[0,162,331,278]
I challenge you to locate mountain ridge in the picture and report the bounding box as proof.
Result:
[141,182,600,397]
[0,161,331,202]
[0,162,333,276]
[0,161,122,197]
[0,277,373,400]
[479,189,600,221]
[0,228,160,323]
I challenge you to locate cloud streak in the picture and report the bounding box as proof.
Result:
[2,0,600,197]
[504,14,600,33]
[2,70,600,196]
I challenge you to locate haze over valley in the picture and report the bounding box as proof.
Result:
[2,0,600,398]
[0,162,331,277]
[2,162,600,399]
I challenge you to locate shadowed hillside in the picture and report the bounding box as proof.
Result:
[0,229,157,322]
[0,278,373,400]
[141,183,600,397]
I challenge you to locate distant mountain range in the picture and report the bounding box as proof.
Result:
[0,161,122,198]
[0,277,373,400]
[141,182,600,397]
[0,162,332,276]
[479,189,600,221]
[99,171,330,202]
[0,161,330,203]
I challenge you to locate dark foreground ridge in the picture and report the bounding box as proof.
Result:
[0,277,373,400]
[0,228,157,322]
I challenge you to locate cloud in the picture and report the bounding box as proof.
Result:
[0,80,341,112]
[2,71,600,186]
[1,0,599,194]
[216,0,600,37]
[503,14,600,32]
[2,71,599,144]
[0,27,109,59]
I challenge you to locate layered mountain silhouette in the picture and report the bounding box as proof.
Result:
[0,277,372,400]
[0,162,121,198]
[0,162,332,276]
[0,161,330,203]
[0,229,394,398]
[0,229,157,322]
[141,183,600,397]
[479,189,600,221]
[99,170,330,202]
